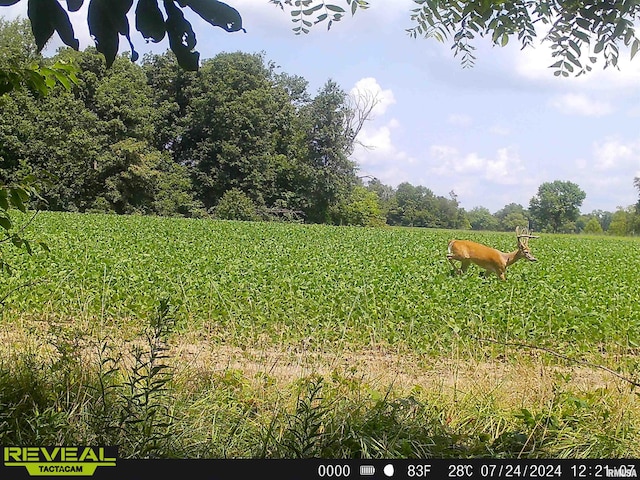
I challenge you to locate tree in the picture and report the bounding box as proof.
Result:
[608,208,630,236]
[329,185,385,227]
[213,187,259,221]
[583,217,604,234]
[635,176,640,211]
[168,51,302,211]
[2,18,368,223]
[529,180,586,233]
[590,209,614,232]
[0,19,78,274]
[365,177,395,220]
[97,139,201,216]
[467,206,498,231]
[4,1,640,76]
[298,79,358,223]
[494,203,529,231]
[385,183,467,228]
[389,182,437,227]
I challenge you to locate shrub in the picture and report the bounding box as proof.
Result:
[214,189,259,221]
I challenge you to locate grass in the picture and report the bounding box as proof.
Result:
[1,211,639,458]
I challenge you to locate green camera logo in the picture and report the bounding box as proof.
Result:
[4,446,116,476]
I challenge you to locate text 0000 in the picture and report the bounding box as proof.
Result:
[317,464,351,477]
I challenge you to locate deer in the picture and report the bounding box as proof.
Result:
[446,226,539,281]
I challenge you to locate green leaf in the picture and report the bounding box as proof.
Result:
[573,30,589,43]
[51,68,71,90]
[568,39,580,56]
[66,0,83,11]
[11,234,23,248]
[325,4,345,13]
[0,189,8,211]
[9,188,28,212]
[135,0,166,42]
[0,215,11,231]
[28,0,80,51]
[164,0,200,71]
[23,238,33,255]
[575,17,591,30]
[631,38,640,59]
[180,0,245,32]
[303,3,322,15]
[613,18,627,39]
[594,40,604,53]
[88,0,135,67]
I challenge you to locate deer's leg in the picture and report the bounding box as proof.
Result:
[447,256,462,274]
[460,260,471,273]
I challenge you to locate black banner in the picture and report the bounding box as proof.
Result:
[2,455,639,480]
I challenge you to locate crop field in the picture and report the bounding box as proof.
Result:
[4,211,640,356]
[1,211,640,457]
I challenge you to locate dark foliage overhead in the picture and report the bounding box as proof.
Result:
[7,0,245,70]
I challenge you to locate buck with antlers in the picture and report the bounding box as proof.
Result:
[447,226,539,280]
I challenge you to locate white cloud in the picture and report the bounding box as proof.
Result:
[429,144,459,161]
[356,123,395,156]
[489,125,510,136]
[349,77,396,119]
[349,79,417,184]
[424,145,538,211]
[592,138,639,170]
[429,145,525,185]
[447,113,473,126]
[549,93,613,116]
[568,137,640,211]
[353,117,418,183]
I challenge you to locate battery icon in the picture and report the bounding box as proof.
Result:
[360,465,376,476]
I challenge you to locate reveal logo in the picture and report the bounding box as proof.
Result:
[3,446,117,476]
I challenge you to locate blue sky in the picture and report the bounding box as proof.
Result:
[4,1,640,213]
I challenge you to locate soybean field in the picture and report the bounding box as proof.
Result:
[3,212,639,358]
[2,211,640,458]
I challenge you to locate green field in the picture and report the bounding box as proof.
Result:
[4,211,640,355]
[1,212,639,457]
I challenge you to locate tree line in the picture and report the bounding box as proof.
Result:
[0,18,465,229]
[1,18,640,236]
[367,178,640,235]
[1,19,360,224]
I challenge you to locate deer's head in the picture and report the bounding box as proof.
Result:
[516,226,539,262]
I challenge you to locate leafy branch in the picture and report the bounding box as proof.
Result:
[270,0,369,34]
[0,59,76,274]
[0,179,50,275]
[1,0,246,71]
[407,0,640,76]
[0,59,78,95]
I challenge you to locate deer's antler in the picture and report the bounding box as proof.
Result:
[516,226,539,239]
